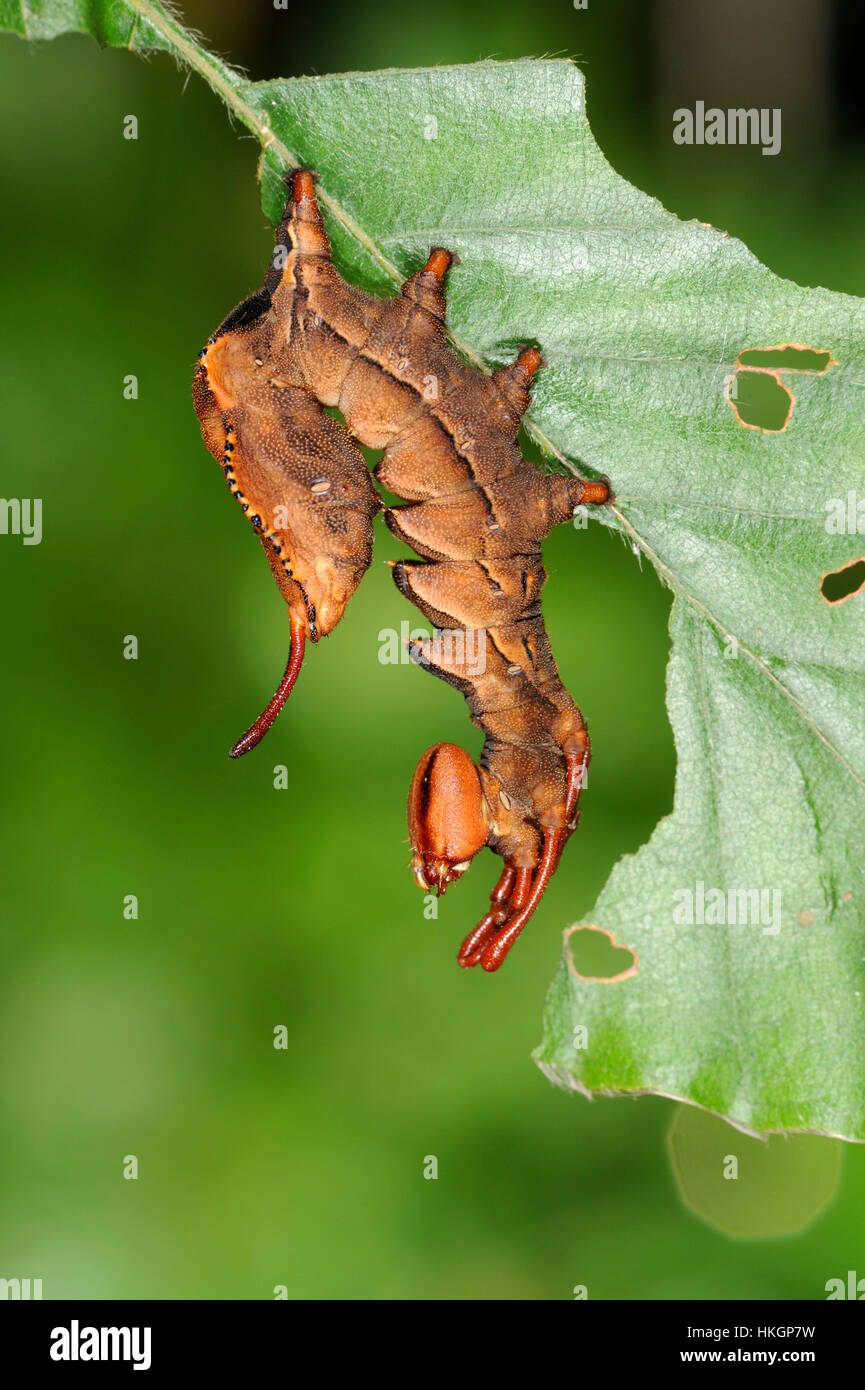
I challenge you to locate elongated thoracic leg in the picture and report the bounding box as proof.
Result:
[458,741,590,971]
[475,831,564,971]
[457,865,533,968]
[456,865,516,967]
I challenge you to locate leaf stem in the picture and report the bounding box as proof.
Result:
[128,1,409,287]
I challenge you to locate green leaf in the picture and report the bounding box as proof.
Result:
[7,1,864,1138]
[0,0,176,50]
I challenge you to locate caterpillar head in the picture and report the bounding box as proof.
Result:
[408,743,489,895]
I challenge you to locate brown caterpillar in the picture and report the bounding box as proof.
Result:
[193,170,610,971]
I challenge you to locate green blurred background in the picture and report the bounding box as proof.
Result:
[1,0,863,1299]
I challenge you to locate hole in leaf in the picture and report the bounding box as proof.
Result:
[738,345,832,372]
[728,370,792,432]
[727,344,834,433]
[565,925,638,982]
[820,557,865,605]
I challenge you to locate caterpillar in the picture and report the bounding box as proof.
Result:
[193,170,611,971]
